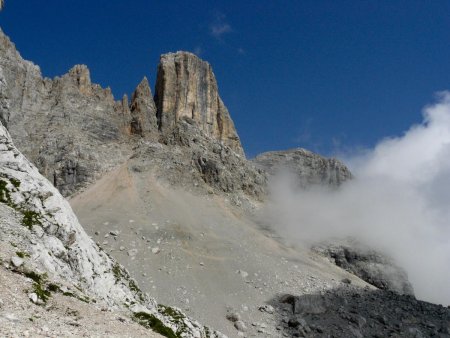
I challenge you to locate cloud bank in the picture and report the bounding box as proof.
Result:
[266,92,450,305]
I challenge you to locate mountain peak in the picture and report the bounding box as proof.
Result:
[155,51,244,156]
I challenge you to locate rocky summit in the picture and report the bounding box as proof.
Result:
[1,16,449,338]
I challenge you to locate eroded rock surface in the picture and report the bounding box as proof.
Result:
[253,148,352,187]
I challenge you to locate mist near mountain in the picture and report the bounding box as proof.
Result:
[266,91,450,306]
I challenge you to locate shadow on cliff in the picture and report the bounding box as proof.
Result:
[266,285,450,337]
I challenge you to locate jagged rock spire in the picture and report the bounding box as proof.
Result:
[155,51,244,156]
[130,76,157,136]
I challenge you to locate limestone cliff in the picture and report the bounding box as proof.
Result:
[155,52,244,156]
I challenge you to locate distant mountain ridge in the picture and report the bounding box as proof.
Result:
[0,27,351,201]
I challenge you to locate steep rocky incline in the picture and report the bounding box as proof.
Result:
[253,148,352,187]
[0,120,224,337]
[155,52,243,156]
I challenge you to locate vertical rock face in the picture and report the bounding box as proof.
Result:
[130,77,157,136]
[155,51,244,156]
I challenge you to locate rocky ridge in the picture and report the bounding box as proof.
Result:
[0,120,224,337]
[253,148,352,188]
[0,27,351,203]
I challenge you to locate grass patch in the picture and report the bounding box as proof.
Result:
[33,282,51,302]
[158,305,184,322]
[0,178,44,230]
[24,271,45,284]
[22,210,42,229]
[62,291,90,304]
[16,251,30,259]
[10,178,21,188]
[0,179,12,206]
[133,312,178,338]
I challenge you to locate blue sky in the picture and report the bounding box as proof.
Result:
[1,1,450,158]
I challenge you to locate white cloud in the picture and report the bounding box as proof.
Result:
[264,91,450,305]
[210,13,232,39]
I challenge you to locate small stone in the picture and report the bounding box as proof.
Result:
[3,313,19,322]
[127,249,138,257]
[234,320,247,332]
[95,231,99,235]
[110,230,119,236]
[152,247,160,254]
[119,246,126,251]
[102,240,108,245]
[29,293,38,304]
[341,278,352,284]
[237,270,248,278]
[199,262,204,266]
[226,312,241,322]
[259,304,274,314]
[11,256,24,268]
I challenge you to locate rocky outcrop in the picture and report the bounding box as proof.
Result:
[130,77,158,137]
[0,120,224,337]
[253,148,352,187]
[155,52,244,156]
[312,240,414,295]
[139,117,267,203]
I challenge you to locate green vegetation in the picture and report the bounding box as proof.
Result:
[133,312,178,338]
[16,251,30,259]
[10,178,21,188]
[33,281,51,302]
[112,263,145,301]
[0,179,12,206]
[158,305,184,322]
[112,263,122,282]
[0,178,44,230]
[62,291,90,303]
[24,270,45,284]
[22,210,42,229]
